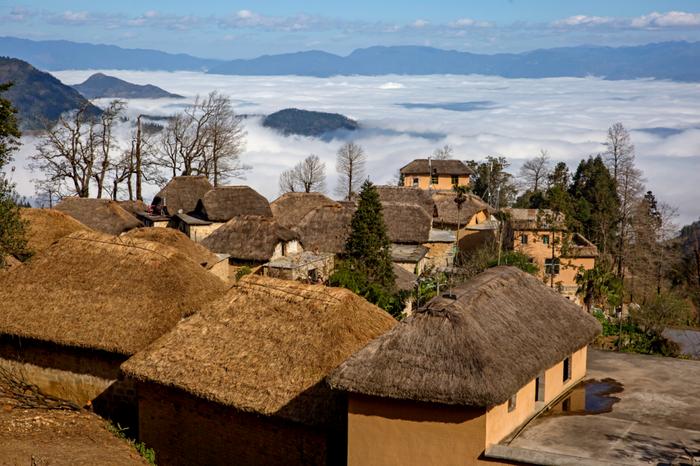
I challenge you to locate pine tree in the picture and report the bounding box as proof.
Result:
[345,180,395,290]
[0,82,29,266]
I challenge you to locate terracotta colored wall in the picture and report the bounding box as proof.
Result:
[402,175,470,190]
[137,383,342,466]
[485,380,537,446]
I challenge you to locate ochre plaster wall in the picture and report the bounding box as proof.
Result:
[403,175,471,190]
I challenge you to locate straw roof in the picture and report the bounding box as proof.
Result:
[393,264,417,292]
[400,159,474,176]
[152,176,213,216]
[118,200,149,216]
[20,208,91,253]
[123,228,220,267]
[329,266,601,407]
[295,203,356,254]
[270,192,339,229]
[504,208,566,231]
[382,202,432,244]
[195,186,272,222]
[201,215,299,262]
[122,275,396,426]
[376,186,435,217]
[0,230,226,355]
[432,192,490,228]
[54,198,142,235]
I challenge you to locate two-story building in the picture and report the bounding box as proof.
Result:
[400,159,473,190]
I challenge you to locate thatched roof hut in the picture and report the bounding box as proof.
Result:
[152,176,213,216]
[122,275,396,425]
[295,203,356,254]
[376,186,434,216]
[382,202,432,244]
[270,192,339,229]
[0,230,226,356]
[432,192,490,228]
[195,186,272,222]
[201,215,299,262]
[54,198,142,235]
[329,266,600,407]
[20,208,91,253]
[123,228,220,267]
[504,208,566,231]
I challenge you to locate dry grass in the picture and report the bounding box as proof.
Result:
[20,208,91,253]
[271,192,339,229]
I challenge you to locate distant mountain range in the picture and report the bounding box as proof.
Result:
[0,57,100,130]
[73,73,183,99]
[1,36,700,81]
[262,108,358,137]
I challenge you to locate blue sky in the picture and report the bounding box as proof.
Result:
[3,1,700,58]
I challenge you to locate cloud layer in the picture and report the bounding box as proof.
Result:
[9,71,700,226]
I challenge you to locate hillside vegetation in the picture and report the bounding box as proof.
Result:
[263,108,358,137]
[73,73,183,99]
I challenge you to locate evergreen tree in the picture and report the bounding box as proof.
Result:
[541,161,574,221]
[568,156,620,254]
[0,82,30,266]
[345,180,395,290]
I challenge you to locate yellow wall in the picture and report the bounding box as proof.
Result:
[403,175,471,190]
[182,222,224,243]
[485,380,536,446]
[422,242,454,268]
[542,346,587,405]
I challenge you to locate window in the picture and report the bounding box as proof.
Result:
[451,175,459,185]
[520,234,528,245]
[507,394,517,412]
[563,356,572,383]
[545,258,560,275]
[431,174,439,185]
[412,177,419,187]
[542,235,550,245]
[535,374,545,403]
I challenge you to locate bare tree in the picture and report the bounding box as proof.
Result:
[203,92,248,186]
[92,100,125,198]
[278,154,326,194]
[518,149,551,192]
[432,144,454,160]
[335,142,366,200]
[603,122,635,183]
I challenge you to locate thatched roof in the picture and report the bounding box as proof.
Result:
[122,275,396,425]
[201,215,299,262]
[393,264,417,292]
[0,230,226,355]
[152,176,213,216]
[195,186,272,222]
[270,192,339,229]
[295,203,356,254]
[400,159,474,176]
[382,202,432,244]
[20,208,91,253]
[432,192,490,228]
[504,208,566,231]
[563,233,599,258]
[329,266,601,407]
[118,200,149,216]
[123,228,220,267]
[376,186,435,216]
[54,198,142,235]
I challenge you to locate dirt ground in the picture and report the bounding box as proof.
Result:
[0,406,148,466]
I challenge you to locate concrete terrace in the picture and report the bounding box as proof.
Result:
[489,349,700,465]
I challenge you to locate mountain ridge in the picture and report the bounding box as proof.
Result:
[72,73,184,99]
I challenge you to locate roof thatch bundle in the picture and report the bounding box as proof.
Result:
[122,275,396,426]
[270,192,339,229]
[201,215,299,262]
[1,255,21,272]
[152,176,213,216]
[123,228,220,267]
[329,266,601,407]
[382,202,432,244]
[0,230,226,355]
[400,159,474,176]
[195,186,272,222]
[118,200,149,216]
[20,208,91,253]
[392,264,417,292]
[54,198,142,235]
[504,208,566,231]
[563,233,599,258]
[376,186,435,216]
[295,203,356,254]
[432,192,490,228]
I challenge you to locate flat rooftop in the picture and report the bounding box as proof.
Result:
[488,349,700,465]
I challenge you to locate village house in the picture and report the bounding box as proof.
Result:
[271,192,340,229]
[295,203,356,255]
[0,230,225,430]
[329,266,601,466]
[263,251,335,283]
[505,208,598,302]
[55,197,142,235]
[151,175,213,218]
[121,275,396,466]
[400,159,473,190]
[201,215,301,268]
